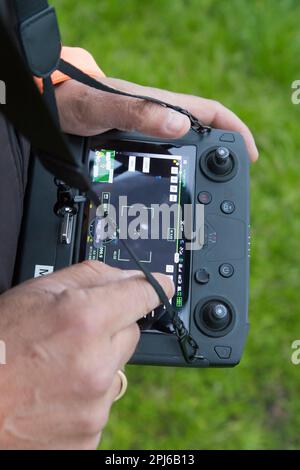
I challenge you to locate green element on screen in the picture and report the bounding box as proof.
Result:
[92,150,116,183]
[182,167,187,188]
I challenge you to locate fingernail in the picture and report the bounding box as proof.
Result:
[166,110,189,134]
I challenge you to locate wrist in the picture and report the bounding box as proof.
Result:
[35,47,105,93]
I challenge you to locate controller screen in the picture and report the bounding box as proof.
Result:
[82,143,196,334]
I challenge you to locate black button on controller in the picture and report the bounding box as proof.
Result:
[219,263,234,278]
[219,133,235,143]
[214,346,232,359]
[198,191,212,205]
[195,269,210,285]
[221,200,235,214]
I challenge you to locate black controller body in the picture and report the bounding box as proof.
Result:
[15,129,250,367]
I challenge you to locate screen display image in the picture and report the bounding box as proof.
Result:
[82,143,196,334]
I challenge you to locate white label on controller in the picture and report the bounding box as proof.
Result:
[34,265,54,278]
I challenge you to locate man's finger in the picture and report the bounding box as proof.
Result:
[86,85,191,139]
[100,77,258,162]
[28,261,141,294]
[111,323,141,369]
[182,97,259,163]
[84,272,175,334]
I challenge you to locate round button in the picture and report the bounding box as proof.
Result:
[195,268,210,285]
[198,191,212,205]
[215,147,230,164]
[219,263,234,278]
[212,304,228,319]
[221,200,235,214]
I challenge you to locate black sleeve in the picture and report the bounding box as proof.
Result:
[0,1,31,292]
[0,114,30,293]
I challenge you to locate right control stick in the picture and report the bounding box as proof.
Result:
[207,146,233,175]
[200,145,238,182]
[202,301,230,331]
[195,298,235,337]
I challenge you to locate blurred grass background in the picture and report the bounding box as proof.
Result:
[53,0,300,450]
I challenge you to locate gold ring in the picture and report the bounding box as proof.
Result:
[114,370,128,402]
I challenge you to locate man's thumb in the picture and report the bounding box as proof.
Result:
[122,98,191,138]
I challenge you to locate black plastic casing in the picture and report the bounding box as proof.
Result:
[14,129,250,368]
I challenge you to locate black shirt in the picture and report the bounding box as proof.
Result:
[0,0,31,293]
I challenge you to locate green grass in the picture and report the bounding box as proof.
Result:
[52,0,300,450]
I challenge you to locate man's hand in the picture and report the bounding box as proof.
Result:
[55,77,258,162]
[0,261,173,450]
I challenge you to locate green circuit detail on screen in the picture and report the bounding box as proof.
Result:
[92,150,115,183]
